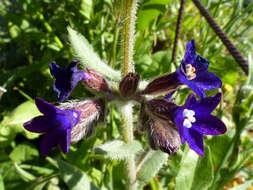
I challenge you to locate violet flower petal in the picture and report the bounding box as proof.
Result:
[40,130,59,156]
[192,71,222,91]
[193,93,222,114]
[59,128,71,154]
[174,108,186,144]
[49,61,86,102]
[192,115,227,135]
[24,116,51,133]
[184,129,204,156]
[35,98,57,116]
[183,39,197,65]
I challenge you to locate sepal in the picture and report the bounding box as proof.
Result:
[83,68,110,93]
[141,72,180,95]
[119,73,140,98]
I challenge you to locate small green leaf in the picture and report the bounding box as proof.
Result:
[57,159,99,190]
[94,140,142,160]
[80,0,93,19]
[14,163,36,182]
[246,53,253,86]
[0,101,40,146]
[67,27,121,81]
[175,146,213,190]
[136,150,168,185]
[0,175,5,190]
[9,143,39,164]
[1,100,40,127]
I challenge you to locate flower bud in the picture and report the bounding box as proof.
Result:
[59,99,106,143]
[141,73,180,95]
[146,98,178,122]
[83,68,110,93]
[147,118,181,154]
[119,73,140,98]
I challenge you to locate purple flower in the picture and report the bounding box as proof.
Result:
[23,98,80,156]
[173,93,226,156]
[49,60,87,102]
[176,39,222,98]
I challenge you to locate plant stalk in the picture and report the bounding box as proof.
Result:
[121,0,138,75]
[120,103,137,190]
[120,0,138,189]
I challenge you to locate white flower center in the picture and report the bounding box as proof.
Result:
[185,64,196,80]
[183,109,196,128]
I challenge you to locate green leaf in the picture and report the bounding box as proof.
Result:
[57,159,99,190]
[0,175,5,190]
[9,143,39,164]
[136,150,168,185]
[94,140,142,160]
[80,0,93,19]
[67,27,121,81]
[227,179,253,190]
[1,100,40,127]
[175,146,213,190]
[14,163,36,182]
[0,101,40,146]
[246,53,253,86]
[207,135,232,166]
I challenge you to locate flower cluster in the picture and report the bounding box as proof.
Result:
[23,39,226,156]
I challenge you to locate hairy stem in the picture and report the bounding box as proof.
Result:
[121,0,138,75]
[120,1,138,189]
[120,103,137,190]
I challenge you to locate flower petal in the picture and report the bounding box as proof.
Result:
[23,116,51,133]
[184,93,197,108]
[49,61,86,102]
[192,115,226,135]
[193,93,222,114]
[40,130,59,156]
[193,71,222,91]
[183,39,197,65]
[184,128,204,156]
[174,108,186,144]
[35,98,57,116]
[185,80,206,98]
[59,128,71,154]
[192,55,209,73]
[49,62,62,79]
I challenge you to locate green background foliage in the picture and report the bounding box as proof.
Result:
[0,0,252,189]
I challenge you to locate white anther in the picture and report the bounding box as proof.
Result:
[183,109,196,128]
[73,112,78,118]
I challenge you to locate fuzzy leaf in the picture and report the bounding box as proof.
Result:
[94,140,142,160]
[175,146,213,190]
[67,27,121,81]
[136,150,168,185]
[57,159,99,190]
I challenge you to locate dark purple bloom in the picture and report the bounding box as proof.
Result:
[173,93,226,156]
[176,39,222,98]
[49,60,87,102]
[23,98,80,156]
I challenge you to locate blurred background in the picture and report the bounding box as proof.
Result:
[0,0,252,189]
